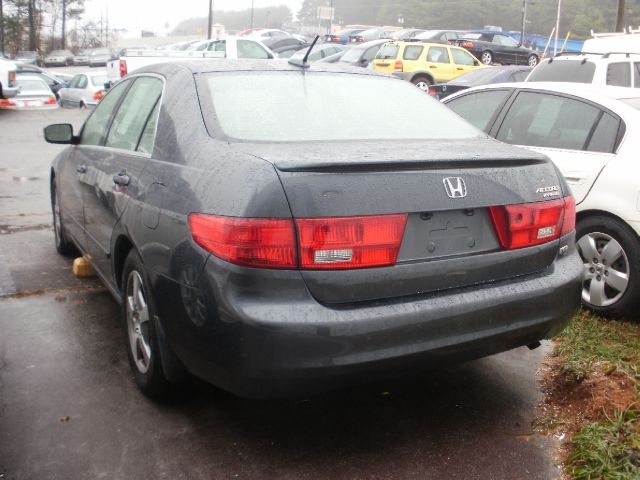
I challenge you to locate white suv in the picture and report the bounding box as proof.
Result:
[443,82,640,318]
[0,58,19,99]
[526,52,640,88]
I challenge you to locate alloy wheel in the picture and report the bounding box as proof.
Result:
[481,52,492,64]
[126,270,152,374]
[577,232,630,307]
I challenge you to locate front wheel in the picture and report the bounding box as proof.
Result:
[481,50,493,65]
[412,75,432,92]
[51,179,75,256]
[576,215,640,319]
[528,54,539,67]
[122,250,172,398]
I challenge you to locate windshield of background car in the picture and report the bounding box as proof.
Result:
[91,49,110,55]
[375,44,399,59]
[204,72,481,142]
[527,60,596,83]
[50,50,65,55]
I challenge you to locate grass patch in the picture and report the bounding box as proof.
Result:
[555,311,640,381]
[568,407,640,480]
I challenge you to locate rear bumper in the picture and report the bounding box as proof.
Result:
[154,247,582,399]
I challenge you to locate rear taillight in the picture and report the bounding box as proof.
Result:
[489,196,575,250]
[93,91,105,101]
[188,213,408,270]
[296,214,407,270]
[462,41,474,48]
[428,87,437,96]
[357,37,364,42]
[332,36,340,43]
[8,71,16,87]
[45,96,57,105]
[394,60,403,72]
[188,214,297,269]
[119,59,127,77]
[0,98,15,107]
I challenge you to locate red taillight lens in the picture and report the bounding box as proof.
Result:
[93,91,104,101]
[0,98,15,106]
[561,195,576,236]
[296,214,407,270]
[489,197,575,250]
[394,60,403,72]
[428,87,437,96]
[45,96,57,105]
[119,59,127,77]
[188,214,297,269]
[462,41,474,48]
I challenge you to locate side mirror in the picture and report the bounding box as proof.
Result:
[44,124,76,144]
[474,60,480,66]
[360,58,369,67]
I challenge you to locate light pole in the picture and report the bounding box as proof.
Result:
[520,0,527,46]
[554,0,562,55]
[250,0,255,30]
[208,0,214,39]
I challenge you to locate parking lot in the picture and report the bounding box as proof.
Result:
[0,108,565,479]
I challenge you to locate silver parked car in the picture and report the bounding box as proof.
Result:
[89,48,116,67]
[2,76,58,109]
[58,72,108,108]
[44,49,74,67]
[73,49,92,66]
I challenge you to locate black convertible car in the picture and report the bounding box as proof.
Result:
[45,60,581,399]
[453,32,540,67]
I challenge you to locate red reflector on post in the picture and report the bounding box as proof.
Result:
[188,214,297,268]
[489,198,574,250]
[296,214,408,269]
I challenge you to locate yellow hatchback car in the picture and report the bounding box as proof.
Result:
[372,41,485,91]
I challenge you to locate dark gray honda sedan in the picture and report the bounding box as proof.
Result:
[45,60,582,399]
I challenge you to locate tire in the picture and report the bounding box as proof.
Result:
[412,75,432,92]
[79,100,86,110]
[51,178,76,256]
[122,250,172,398]
[481,50,493,65]
[576,215,640,319]
[528,54,539,67]
[58,98,65,108]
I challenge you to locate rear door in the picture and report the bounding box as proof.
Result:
[425,45,454,82]
[493,90,620,204]
[82,75,163,279]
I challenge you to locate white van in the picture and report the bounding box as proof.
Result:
[583,33,640,54]
[0,58,19,99]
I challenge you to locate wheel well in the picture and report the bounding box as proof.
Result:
[576,209,640,241]
[411,73,433,84]
[113,236,134,291]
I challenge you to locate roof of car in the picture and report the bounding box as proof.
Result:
[135,58,392,78]
[551,52,640,60]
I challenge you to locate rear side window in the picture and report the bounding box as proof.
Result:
[105,77,163,152]
[496,92,601,151]
[80,80,131,146]
[403,45,423,61]
[634,63,640,87]
[587,113,621,153]
[207,40,226,55]
[607,62,631,87]
[77,75,88,89]
[376,44,399,59]
[237,40,271,59]
[446,90,511,131]
[527,60,596,83]
[427,47,449,64]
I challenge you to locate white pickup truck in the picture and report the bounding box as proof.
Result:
[0,58,19,99]
[107,36,275,81]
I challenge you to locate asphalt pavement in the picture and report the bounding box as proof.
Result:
[0,108,561,480]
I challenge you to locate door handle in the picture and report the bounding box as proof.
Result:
[429,65,437,68]
[76,164,87,174]
[113,169,130,187]
[456,67,464,70]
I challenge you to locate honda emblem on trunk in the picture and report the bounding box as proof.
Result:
[443,177,467,198]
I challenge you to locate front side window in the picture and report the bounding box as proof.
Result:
[451,48,476,66]
[237,40,270,59]
[207,40,226,55]
[80,80,131,146]
[496,35,518,47]
[607,62,631,87]
[427,47,449,64]
[496,91,601,151]
[446,90,511,131]
[205,72,481,142]
[105,77,163,152]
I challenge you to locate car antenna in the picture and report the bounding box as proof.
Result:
[289,35,319,69]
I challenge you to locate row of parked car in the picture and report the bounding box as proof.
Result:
[9,48,119,68]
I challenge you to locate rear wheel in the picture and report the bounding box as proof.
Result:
[412,75,432,92]
[576,215,640,319]
[122,250,172,398]
[481,50,493,65]
[528,54,539,67]
[51,179,75,256]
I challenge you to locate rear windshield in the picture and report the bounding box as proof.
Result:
[376,44,399,59]
[205,72,481,142]
[450,68,504,85]
[527,59,596,83]
[91,75,108,86]
[17,79,47,91]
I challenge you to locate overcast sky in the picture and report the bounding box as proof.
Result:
[83,0,304,32]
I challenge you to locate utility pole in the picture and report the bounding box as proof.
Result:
[61,0,66,49]
[616,0,626,32]
[520,0,527,46]
[0,0,4,55]
[250,0,254,30]
[554,0,562,56]
[207,0,213,39]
